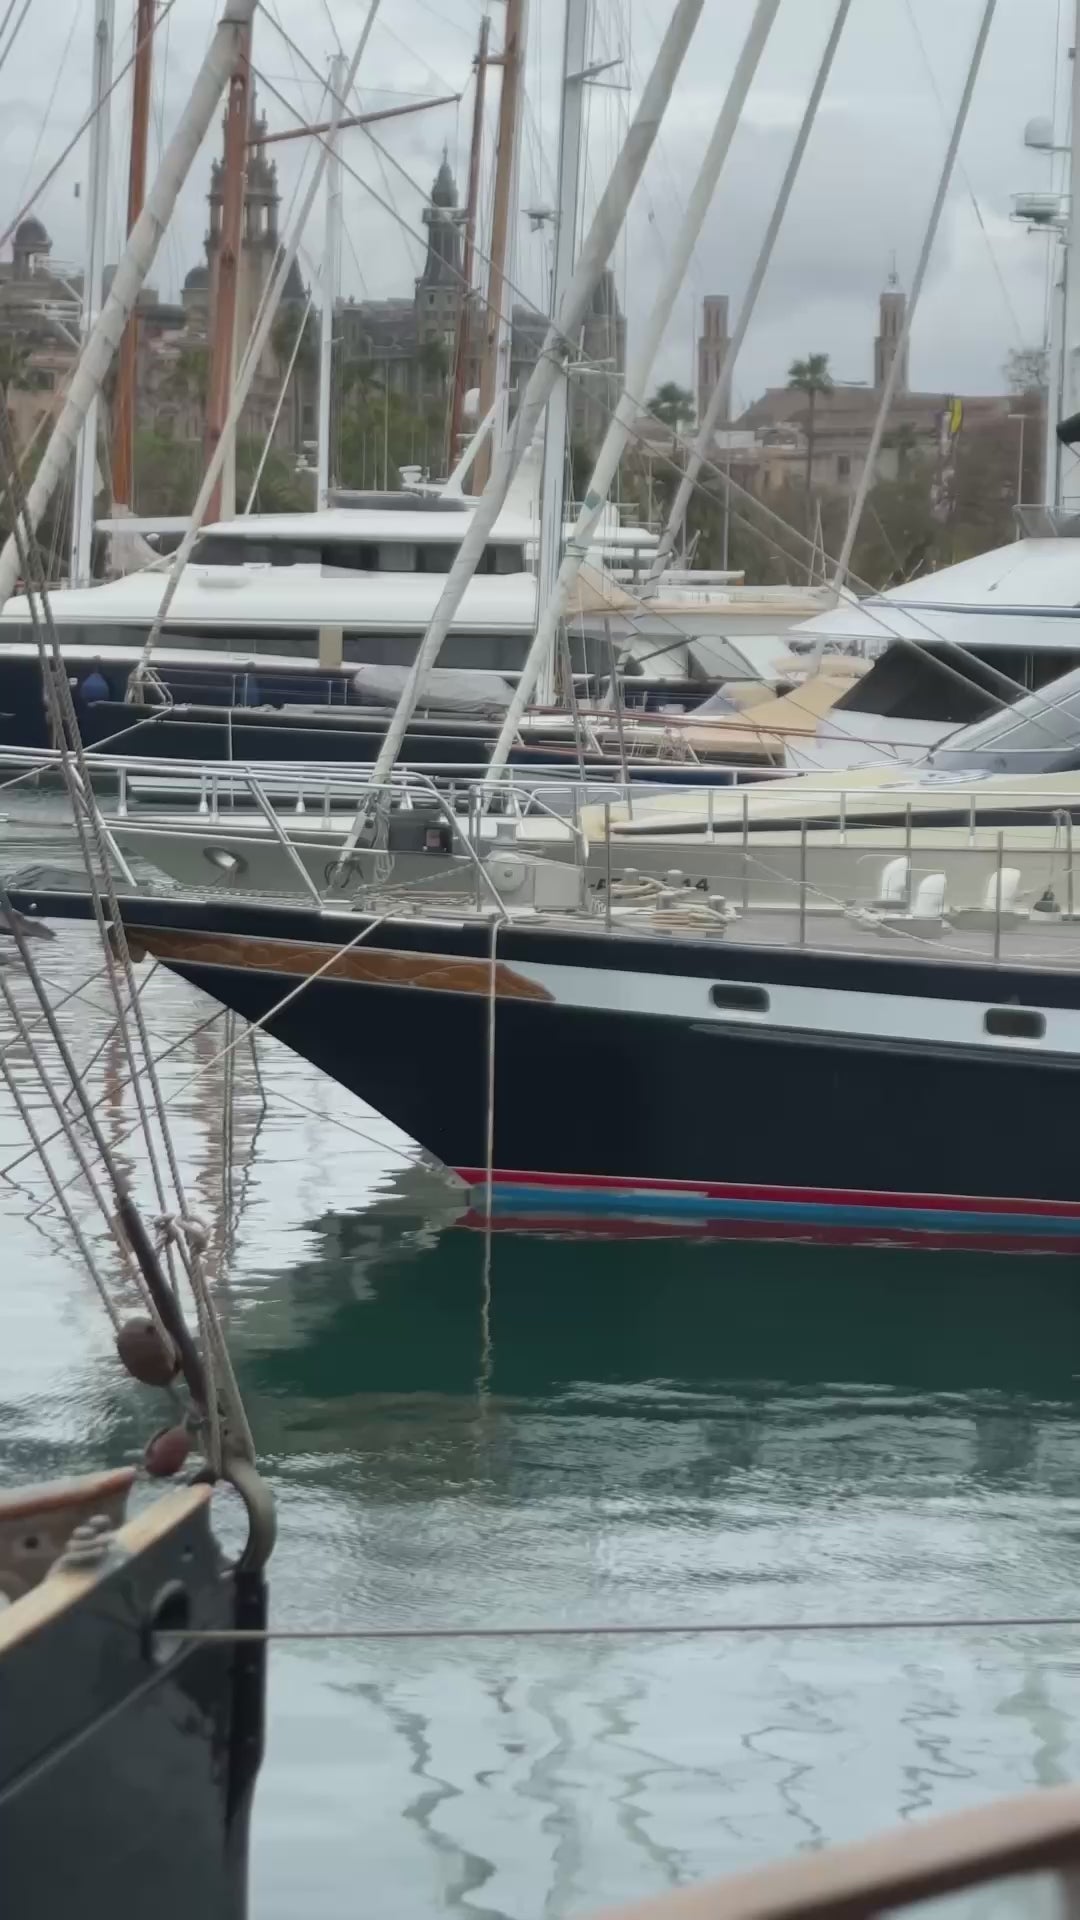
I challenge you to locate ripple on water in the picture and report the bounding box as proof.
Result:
[5,795,1080,1915]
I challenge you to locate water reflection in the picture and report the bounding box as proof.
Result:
[232,1195,1080,1917]
[5,805,1080,1915]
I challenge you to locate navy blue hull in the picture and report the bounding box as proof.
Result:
[13,888,1080,1250]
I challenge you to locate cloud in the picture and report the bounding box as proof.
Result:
[0,0,1063,411]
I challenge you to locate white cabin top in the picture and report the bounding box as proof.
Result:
[0,561,539,633]
[0,498,660,635]
[790,538,1080,656]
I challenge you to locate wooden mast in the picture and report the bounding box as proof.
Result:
[204,22,252,524]
[110,0,154,511]
[472,0,525,491]
[447,13,489,475]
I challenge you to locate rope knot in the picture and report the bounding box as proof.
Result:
[155,1210,210,1253]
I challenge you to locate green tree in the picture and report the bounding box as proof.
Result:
[787,352,833,492]
[235,437,312,513]
[131,427,201,514]
[164,344,210,436]
[1004,346,1047,396]
[272,305,318,450]
[334,353,450,488]
[647,381,695,454]
[416,336,450,394]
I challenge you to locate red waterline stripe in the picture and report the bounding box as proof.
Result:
[453,1169,1080,1221]
[459,1210,1080,1255]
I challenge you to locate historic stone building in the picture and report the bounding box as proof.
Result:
[338,152,626,449]
[696,293,732,427]
[0,129,625,489]
[688,275,1016,501]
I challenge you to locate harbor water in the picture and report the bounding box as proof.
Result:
[3,792,1080,1917]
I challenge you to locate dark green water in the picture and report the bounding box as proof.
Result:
[4,852,1080,1914]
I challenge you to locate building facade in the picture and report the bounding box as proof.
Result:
[0,135,626,496]
[338,152,627,454]
[725,278,1014,499]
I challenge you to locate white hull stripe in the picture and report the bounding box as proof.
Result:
[512,961,1080,1058]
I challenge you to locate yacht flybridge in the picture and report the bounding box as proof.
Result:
[783,535,1080,769]
[0,488,834,752]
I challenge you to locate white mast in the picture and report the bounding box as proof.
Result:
[534,0,590,707]
[1059,0,1080,508]
[487,0,780,778]
[644,0,852,591]
[342,0,704,814]
[492,0,528,463]
[0,0,261,610]
[134,0,381,668]
[316,51,345,509]
[830,0,998,589]
[1045,251,1065,510]
[69,0,115,586]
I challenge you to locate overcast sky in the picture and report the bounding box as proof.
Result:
[0,0,1069,412]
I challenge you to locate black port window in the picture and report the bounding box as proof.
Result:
[984,1006,1046,1040]
[709,984,770,1014]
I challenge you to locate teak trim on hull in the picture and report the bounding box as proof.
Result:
[128,927,554,1002]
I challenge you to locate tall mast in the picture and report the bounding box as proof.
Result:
[316,51,345,508]
[472,0,527,491]
[447,13,490,474]
[0,0,261,610]
[1059,0,1080,508]
[534,0,590,706]
[70,0,115,585]
[1045,253,1065,510]
[204,22,252,524]
[344,0,704,808]
[645,0,852,589]
[487,0,780,776]
[110,0,155,513]
[830,0,997,588]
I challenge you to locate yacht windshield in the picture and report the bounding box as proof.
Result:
[929,664,1080,771]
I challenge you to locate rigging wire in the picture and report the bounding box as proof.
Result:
[0,1052,124,1329]
[0,0,1034,771]
[12,0,85,218]
[0,0,178,251]
[0,0,35,81]
[303,0,424,285]
[167,1611,1080,1644]
[900,0,1025,348]
[242,281,315,510]
[12,0,1046,761]
[0,972,142,1313]
[0,403,254,1472]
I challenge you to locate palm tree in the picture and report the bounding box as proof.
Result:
[787,353,833,491]
[647,381,695,455]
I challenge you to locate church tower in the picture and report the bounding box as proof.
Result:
[415,151,463,378]
[697,294,732,426]
[874,264,908,393]
[207,86,303,378]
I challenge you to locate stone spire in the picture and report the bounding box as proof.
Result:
[874,257,908,394]
[419,148,462,289]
